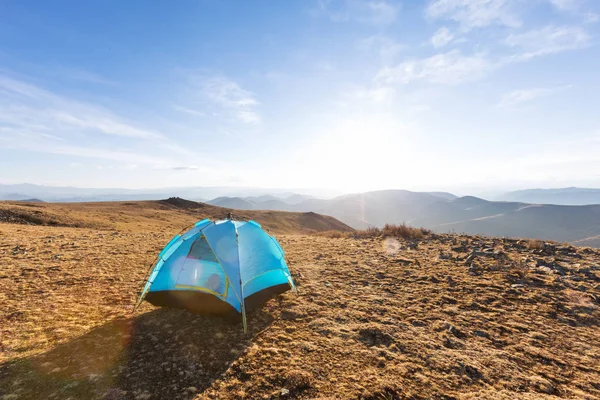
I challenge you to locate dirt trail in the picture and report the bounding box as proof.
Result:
[1,222,599,399]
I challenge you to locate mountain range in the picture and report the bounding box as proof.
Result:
[496,187,600,205]
[4,184,600,247]
[208,190,600,247]
[0,183,335,203]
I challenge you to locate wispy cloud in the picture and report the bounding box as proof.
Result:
[187,75,261,125]
[375,50,490,85]
[0,75,163,140]
[318,0,399,25]
[426,0,522,30]
[503,25,590,60]
[53,66,118,86]
[169,165,200,171]
[0,135,171,165]
[0,73,198,168]
[374,22,590,87]
[426,0,597,32]
[172,104,205,117]
[498,85,572,107]
[549,0,581,11]
[546,0,598,18]
[358,35,405,62]
[430,27,454,48]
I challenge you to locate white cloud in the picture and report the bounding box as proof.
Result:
[55,66,117,86]
[426,0,522,30]
[430,27,454,48]
[318,0,399,25]
[498,85,572,107]
[375,50,490,85]
[374,24,590,87]
[503,25,590,60]
[0,73,200,170]
[0,135,171,165]
[172,105,205,116]
[201,76,259,108]
[351,85,396,103]
[359,35,405,62]
[236,110,261,124]
[189,75,261,124]
[315,61,336,71]
[548,0,581,12]
[169,165,199,171]
[0,75,163,140]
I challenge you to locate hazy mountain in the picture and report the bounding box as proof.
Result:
[290,190,453,229]
[205,190,600,247]
[413,198,600,246]
[6,183,600,246]
[499,187,600,205]
[427,192,459,201]
[244,195,281,203]
[206,197,256,210]
[0,183,334,203]
[284,194,314,205]
[254,199,294,211]
[206,196,294,211]
[0,193,33,201]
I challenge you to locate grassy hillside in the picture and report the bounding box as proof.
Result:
[0,202,599,399]
[0,198,353,234]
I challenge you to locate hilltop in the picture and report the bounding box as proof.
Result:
[0,198,352,235]
[0,202,599,399]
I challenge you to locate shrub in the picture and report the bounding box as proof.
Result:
[347,223,430,240]
[381,223,431,240]
[525,239,545,250]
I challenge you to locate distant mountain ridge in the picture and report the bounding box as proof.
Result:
[498,187,600,205]
[0,183,335,203]
[208,190,600,247]
[5,183,600,247]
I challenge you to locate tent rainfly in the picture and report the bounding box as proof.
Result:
[135,218,296,332]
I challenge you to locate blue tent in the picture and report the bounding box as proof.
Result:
[135,218,296,332]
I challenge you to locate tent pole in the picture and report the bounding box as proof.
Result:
[241,291,248,334]
[231,220,248,334]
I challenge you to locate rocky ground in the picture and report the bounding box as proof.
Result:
[1,204,599,399]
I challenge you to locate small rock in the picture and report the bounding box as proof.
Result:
[472,330,490,339]
[464,254,475,265]
[533,378,556,394]
[281,311,299,321]
[511,284,525,289]
[537,266,553,274]
[281,388,290,396]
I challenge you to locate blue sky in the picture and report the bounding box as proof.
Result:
[1,0,600,194]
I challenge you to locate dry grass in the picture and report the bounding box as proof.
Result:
[318,223,430,241]
[525,239,546,251]
[381,223,431,240]
[1,204,600,399]
[0,199,353,235]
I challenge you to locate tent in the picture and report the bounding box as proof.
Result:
[135,218,296,332]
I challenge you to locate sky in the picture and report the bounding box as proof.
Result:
[1,0,600,195]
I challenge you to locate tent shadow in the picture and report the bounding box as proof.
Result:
[0,308,274,400]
